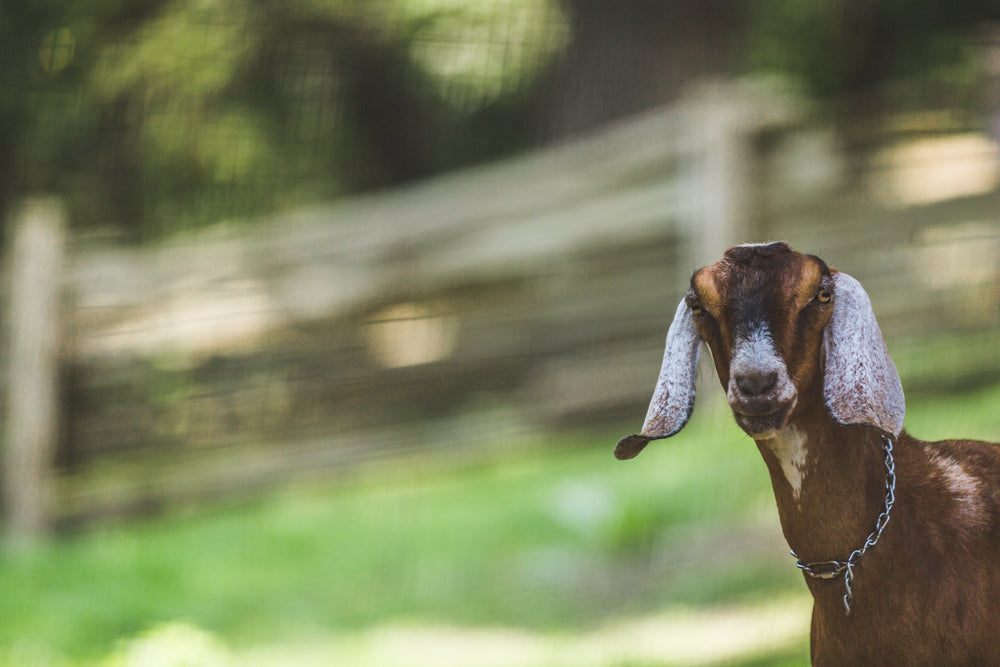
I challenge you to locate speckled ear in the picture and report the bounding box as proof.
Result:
[615,299,701,460]
[823,271,905,437]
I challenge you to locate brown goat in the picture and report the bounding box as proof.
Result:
[616,242,1000,665]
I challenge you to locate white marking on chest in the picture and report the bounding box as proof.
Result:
[764,425,809,500]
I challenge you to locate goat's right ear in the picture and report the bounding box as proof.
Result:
[822,271,905,438]
[615,298,701,460]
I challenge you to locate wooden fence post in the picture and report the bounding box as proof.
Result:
[2,198,65,541]
[676,81,754,268]
[672,82,763,407]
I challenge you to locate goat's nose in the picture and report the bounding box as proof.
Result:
[735,370,778,397]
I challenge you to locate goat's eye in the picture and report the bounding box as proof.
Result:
[816,288,832,304]
[689,301,704,316]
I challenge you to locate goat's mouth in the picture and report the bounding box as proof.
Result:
[731,398,796,439]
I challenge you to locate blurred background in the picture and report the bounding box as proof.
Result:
[2,1,1000,665]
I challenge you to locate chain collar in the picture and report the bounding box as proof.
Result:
[790,434,896,616]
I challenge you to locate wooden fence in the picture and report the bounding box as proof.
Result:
[3,80,999,535]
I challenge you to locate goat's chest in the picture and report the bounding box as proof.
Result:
[761,425,809,499]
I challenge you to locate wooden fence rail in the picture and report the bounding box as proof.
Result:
[3,80,999,530]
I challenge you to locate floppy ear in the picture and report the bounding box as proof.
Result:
[823,271,905,437]
[615,298,701,460]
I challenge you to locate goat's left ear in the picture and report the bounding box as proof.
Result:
[823,271,905,437]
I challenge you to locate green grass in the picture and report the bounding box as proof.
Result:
[3,381,999,666]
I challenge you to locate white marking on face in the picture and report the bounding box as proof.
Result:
[726,325,798,438]
[764,425,808,500]
[729,326,780,380]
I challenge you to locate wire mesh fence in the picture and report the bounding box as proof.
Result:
[2,5,1000,664]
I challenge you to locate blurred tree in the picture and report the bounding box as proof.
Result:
[746,0,1000,99]
[2,0,997,241]
[1,0,568,240]
[744,0,1000,160]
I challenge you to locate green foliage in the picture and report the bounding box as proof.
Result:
[745,0,997,97]
[0,410,788,663]
[5,380,999,663]
[3,0,569,239]
[7,0,996,239]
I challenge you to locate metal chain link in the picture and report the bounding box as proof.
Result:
[791,434,896,615]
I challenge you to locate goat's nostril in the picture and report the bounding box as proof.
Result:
[736,370,778,396]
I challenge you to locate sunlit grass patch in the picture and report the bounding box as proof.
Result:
[1,380,997,665]
[252,595,812,667]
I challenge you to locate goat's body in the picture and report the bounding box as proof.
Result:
[617,243,1000,663]
[762,406,1000,664]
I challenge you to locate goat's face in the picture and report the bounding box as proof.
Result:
[615,241,905,460]
[687,243,833,438]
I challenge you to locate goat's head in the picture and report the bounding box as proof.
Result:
[616,242,905,459]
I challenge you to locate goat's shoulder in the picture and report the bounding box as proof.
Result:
[871,432,1000,652]
[909,432,1000,487]
[897,431,1000,541]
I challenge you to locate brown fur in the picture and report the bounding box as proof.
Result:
[627,242,1000,664]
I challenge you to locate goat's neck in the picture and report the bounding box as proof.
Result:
[755,396,888,564]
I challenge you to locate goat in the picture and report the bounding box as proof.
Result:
[615,242,1000,665]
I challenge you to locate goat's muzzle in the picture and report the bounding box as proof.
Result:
[730,395,797,438]
[726,330,798,438]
